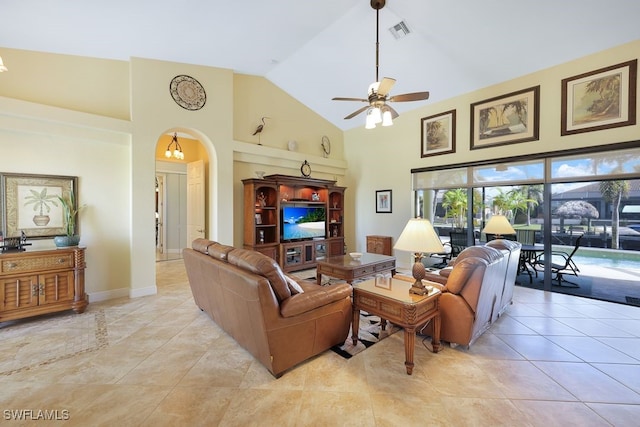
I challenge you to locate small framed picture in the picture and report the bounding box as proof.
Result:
[561,59,637,135]
[375,273,392,290]
[421,109,456,157]
[254,213,262,224]
[376,190,392,213]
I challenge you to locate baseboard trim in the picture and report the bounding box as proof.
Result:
[87,287,129,303]
[129,285,158,298]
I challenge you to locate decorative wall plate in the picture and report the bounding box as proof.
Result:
[287,140,298,151]
[169,75,206,110]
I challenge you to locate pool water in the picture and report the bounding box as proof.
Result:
[571,248,640,270]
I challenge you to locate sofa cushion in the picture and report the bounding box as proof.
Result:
[285,275,305,294]
[208,242,235,261]
[192,238,213,254]
[227,249,292,302]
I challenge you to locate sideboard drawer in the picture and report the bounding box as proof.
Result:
[1,253,74,274]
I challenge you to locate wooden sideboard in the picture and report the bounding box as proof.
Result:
[366,235,393,256]
[0,246,87,322]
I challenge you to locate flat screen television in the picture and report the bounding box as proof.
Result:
[281,206,326,241]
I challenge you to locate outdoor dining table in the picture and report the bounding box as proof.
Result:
[519,244,544,283]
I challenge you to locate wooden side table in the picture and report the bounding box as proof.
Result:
[352,277,441,375]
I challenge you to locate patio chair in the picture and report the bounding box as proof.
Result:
[445,230,471,262]
[535,234,583,287]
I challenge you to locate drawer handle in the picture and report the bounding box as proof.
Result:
[7,262,17,268]
[58,258,66,264]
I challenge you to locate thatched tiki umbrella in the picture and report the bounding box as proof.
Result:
[555,200,599,233]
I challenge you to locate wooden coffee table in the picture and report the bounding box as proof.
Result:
[352,277,441,375]
[316,253,395,285]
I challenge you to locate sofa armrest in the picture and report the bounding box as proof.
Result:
[280,283,352,318]
[423,272,447,285]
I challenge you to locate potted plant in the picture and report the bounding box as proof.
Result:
[53,190,85,247]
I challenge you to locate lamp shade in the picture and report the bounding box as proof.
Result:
[394,218,444,254]
[482,215,515,236]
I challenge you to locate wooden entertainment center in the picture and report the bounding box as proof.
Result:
[243,174,345,272]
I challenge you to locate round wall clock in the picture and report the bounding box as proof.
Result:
[169,75,207,111]
[301,160,311,177]
[321,136,331,158]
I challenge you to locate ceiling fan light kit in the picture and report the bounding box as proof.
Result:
[332,0,429,129]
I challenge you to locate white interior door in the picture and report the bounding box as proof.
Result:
[187,159,205,244]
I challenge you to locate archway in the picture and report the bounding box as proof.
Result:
[154,130,211,261]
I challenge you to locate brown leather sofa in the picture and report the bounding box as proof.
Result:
[485,239,522,318]
[183,239,352,377]
[421,245,506,347]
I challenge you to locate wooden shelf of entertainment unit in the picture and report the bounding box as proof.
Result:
[0,246,87,322]
[280,237,344,273]
[242,174,346,269]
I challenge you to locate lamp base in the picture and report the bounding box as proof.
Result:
[409,281,427,295]
[409,257,427,295]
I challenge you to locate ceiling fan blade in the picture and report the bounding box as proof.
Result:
[386,105,400,119]
[388,91,430,102]
[332,97,368,102]
[377,77,396,97]
[344,105,370,120]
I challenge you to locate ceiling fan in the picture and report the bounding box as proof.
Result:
[332,0,430,128]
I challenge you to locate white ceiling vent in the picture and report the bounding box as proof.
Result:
[389,21,411,39]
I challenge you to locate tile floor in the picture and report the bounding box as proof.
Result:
[1,259,639,426]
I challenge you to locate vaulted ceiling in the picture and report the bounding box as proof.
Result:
[2,0,640,130]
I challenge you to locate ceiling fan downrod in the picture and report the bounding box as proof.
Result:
[371,0,385,83]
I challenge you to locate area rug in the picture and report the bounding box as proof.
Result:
[331,312,401,359]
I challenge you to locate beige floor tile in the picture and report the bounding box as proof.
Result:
[533,361,640,404]
[217,389,303,427]
[439,396,529,426]
[496,334,582,362]
[591,363,640,394]
[546,335,638,363]
[510,315,585,336]
[586,403,640,426]
[140,386,238,427]
[510,400,610,427]
[295,390,375,427]
[474,359,577,400]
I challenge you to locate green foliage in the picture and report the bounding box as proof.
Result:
[56,191,86,236]
[298,208,325,224]
[23,188,59,216]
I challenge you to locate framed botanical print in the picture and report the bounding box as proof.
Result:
[1,173,78,238]
[421,109,456,157]
[471,86,540,149]
[561,59,637,135]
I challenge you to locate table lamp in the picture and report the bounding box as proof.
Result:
[394,218,445,295]
[482,214,515,239]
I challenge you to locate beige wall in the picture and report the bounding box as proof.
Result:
[0,47,130,120]
[344,39,640,269]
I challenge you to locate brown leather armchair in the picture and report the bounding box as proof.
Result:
[421,245,505,347]
[485,239,522,317]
